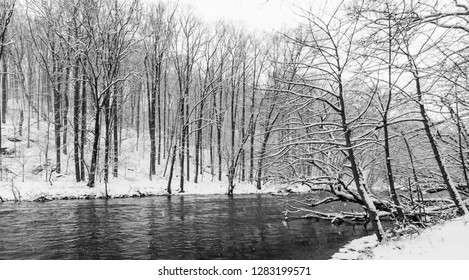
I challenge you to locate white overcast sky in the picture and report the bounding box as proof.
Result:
[145,0,342,31]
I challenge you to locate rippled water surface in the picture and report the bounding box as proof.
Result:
[0,194,372,259]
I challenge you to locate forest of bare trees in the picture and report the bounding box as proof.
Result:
[2,0,469,240]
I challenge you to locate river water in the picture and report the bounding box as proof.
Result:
[0,194,373,259]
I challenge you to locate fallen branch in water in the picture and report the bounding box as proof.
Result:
[415,198,454,204]
[399,194,469,213]
[423,185,469,196]
[422,199,469,213]
[286,188,466,227]
[423,185,446,194]
[295,178,393,212]
[399,194,454,205]
[312,188,393,213]
[286,209,365,222]
[310,196,340,207]
[284,202,393,226]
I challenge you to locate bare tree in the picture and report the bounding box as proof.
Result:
[0,0,15,181]
[193,29,222,183]
[28,0,68,174]
[142,2,175,179]
[171,9,202,192]
[0,0,14,61]
[78,0,140,188]
[384,0,469,215]
[278,6,387,240]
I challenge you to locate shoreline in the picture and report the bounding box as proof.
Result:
[0,189,293,203]
[0,178,310,203]
[331,234,379,260]
[331,216,469,260]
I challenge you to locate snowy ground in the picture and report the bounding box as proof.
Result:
[0,175,309,202]
[332,217,469,260]
[0,116,310,202]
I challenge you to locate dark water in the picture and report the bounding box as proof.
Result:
[0,194,373,260]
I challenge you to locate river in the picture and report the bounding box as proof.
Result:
[0,194,373,259]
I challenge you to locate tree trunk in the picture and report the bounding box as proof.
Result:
[345,128,385,241]
[157,70,162,166]
[130,89,135,128]
[256,130,271,190]
[403,134,420,188]
[80,71,87,181]
[163,68,167,159]
[185,98,190,182]
[27,54,33,148]
[36,61,40,131]
[228,164,235,196]
[145,57,156,178]
[104,97,111,183]
[73,58,81,182]
[338,79,385,241]
[383,117,404,221]
[217,77,223,181]
[256,100,278,190]
[19,110,24,136]
[166,144,177,194]
[195,89,204,183]
[384,20,404,221]
[0,59,3,179]
[2,58,7,124]
[113,91,119,177]
[27,99,31,148]
[179,93,185,192]
[53,61,62,174]
[240,60,246,181]
[414,73,469,215]
[210,92,215,178]
[456,104,469,187]
[136,82,141,150]
[62,64,70,156]
[230,63,237,175]
[249,68,256,183]
[87,107,101,188]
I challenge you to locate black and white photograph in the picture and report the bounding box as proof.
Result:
[1,0,469,270]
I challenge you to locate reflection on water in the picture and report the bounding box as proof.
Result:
[0,194,373,259]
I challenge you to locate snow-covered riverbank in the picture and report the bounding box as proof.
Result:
[332,217,469,260]
[0,121,310,203]
[0,176,309,202]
